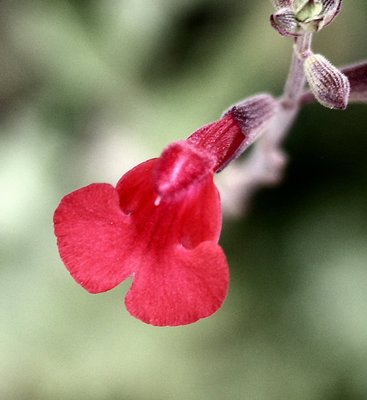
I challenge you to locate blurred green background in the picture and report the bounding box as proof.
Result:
[0,1,366,399]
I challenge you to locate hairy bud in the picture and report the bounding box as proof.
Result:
[304,53,350,109]
[271,8,300,37]
[271,0,342,35]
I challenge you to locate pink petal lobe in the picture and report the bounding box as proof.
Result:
[54,183,136,293]
[125,242,229,326]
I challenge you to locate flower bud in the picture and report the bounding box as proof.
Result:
[270,8,300,37]
[298,0,342,32]
[304,53,350,109]
[270,0,342,35]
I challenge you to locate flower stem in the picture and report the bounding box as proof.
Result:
[283,33,313,105]
[219,33,314,217]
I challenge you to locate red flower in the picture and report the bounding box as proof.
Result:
[54,95,276,326]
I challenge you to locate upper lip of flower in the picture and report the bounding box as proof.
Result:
[154,141,216,200]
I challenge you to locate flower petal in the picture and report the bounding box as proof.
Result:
[155,141,215,198]
[176,175,221,249]
[125,242,229,326]
[54,183,136,293]
[117,157,222,248]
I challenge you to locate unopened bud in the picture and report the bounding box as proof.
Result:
[271,0,342,35]
[297,0,342,31]
[271,8,300,37]
[304,53,350,109]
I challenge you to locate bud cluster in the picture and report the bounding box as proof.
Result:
[271,0,350,110]
[271,0,342,36]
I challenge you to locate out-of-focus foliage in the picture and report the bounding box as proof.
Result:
[0,1,366,399]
